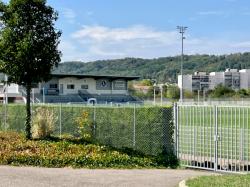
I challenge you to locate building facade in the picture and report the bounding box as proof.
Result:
[0,73,140,103]
[178,72,209,92]
[178,69,250,92]
[239,69,250,89]
[38,74,136,96]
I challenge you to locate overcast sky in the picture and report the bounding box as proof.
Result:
[3,0,250,62]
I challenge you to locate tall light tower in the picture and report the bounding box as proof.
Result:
[177,26,187,103]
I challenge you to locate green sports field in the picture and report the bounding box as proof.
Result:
[177,105,250,171]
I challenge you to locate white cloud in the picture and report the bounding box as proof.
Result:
[61,8,76,24]
[65,25,180,61]
[197,11,225,16]
[229,41,250,48]
[72,25,178,43]
[59,25,250,62]
[59,40,84,62]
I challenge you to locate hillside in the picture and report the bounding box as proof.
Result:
[53,52,250,83]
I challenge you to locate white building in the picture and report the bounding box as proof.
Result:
[178,74,192,91]
[178,72,209,92]
[178,69,250,92]
[239,69,250,89]
[0,73,140,104]
[38,73,138,95]
[209,69,240,90]
[0,83,23,103]
[209,72,224,90]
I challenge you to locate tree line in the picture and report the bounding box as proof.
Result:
[54,53,250,83]
[130,80,250,100]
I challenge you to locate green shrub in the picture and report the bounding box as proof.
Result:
[0,131,171,168]
[31,107,57,139]
[75,110,94,141]
[3,104,175,158]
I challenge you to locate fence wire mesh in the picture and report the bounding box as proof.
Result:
[0,103,174,156]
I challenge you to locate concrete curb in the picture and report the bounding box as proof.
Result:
[179,179,188,187]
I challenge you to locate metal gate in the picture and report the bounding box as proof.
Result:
[175,104,250,173]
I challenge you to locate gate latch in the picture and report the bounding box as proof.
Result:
[214,134,221,141]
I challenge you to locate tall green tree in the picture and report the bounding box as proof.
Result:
[0,0,61,139]
[166,85,180,99]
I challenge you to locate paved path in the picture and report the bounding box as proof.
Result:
[0,166,214,187]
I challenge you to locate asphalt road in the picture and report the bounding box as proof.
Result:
[0,166,214,187]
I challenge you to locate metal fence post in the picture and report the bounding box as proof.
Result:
[93,105,96,138]
[174,103,178,157]
[4,101,7,131]
[133,103,136,148]
[240,128,244,161]
[59,103,62,138]
[214,105,218,171]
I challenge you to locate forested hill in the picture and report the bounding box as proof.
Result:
[53,53,250,83]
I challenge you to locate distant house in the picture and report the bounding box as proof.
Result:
[133,85,151,94]
[0,73,140,104]
[0,83,23,103]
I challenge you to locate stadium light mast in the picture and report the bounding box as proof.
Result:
[177,26,187,103]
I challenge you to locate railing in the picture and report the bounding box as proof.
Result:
[19,87,40,103]
[175,103,250,173]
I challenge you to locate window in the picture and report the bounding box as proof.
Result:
[49,84,58,89]
[114,81,125,89]
[67,84,75,89]
[81,85,88,89]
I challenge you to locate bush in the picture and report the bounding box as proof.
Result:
[3,104,175,157]
[75,111,94,141]
[31,107,57,139]
[0,131,171,169]
[209,84,235,98]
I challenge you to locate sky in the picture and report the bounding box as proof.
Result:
[4,0,250,62]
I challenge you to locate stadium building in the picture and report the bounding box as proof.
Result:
[0,73,140,104]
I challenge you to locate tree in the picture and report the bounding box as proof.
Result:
[0,0,61,139]
[166,85,180,99]
[184,90,193,98]
[140,79,153,86]
[235,89,249,98]
[209,84,235,98]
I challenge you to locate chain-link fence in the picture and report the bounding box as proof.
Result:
[0,103,174,156]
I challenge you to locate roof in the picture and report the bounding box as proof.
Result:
[51,73,140,80]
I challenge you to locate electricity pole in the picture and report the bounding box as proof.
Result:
[177,26,187,103]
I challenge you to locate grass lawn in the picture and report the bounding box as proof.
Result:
[0,131,176,169]
[186,174,250,187]
[178,106,250,164]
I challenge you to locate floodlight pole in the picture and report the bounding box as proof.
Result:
[177,26,187,103]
